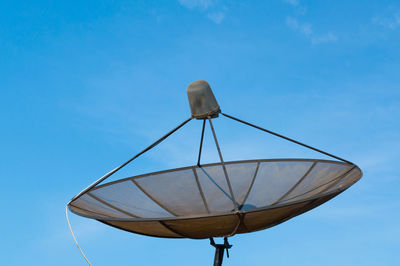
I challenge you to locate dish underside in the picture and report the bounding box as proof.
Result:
[69,159,362,239]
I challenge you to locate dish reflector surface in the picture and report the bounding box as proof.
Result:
[68,159,361,239]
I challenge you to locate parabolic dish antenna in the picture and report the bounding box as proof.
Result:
[67,80,362,266]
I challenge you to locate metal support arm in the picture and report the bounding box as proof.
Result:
[221,112,353,165]
[197,119,206,166]
[70,117,193,203]
[208,117,239,211]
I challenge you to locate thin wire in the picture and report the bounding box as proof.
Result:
[66,205,92,266]
[226,213,242,237]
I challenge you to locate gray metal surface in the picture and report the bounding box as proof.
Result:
[187,80,221,119]
[68,158,362,239]
[68,159,361,220]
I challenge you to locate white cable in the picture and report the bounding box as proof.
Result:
[66,205,92,265]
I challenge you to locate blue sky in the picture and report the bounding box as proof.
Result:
[1,0,399,265]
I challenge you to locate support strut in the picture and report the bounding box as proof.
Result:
[221,112,353,165]
[70,117,193,203]
[208,117,239,211]
[197,119,206,166]
[210,237,232,266]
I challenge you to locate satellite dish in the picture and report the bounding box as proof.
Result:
[67,80,362,266]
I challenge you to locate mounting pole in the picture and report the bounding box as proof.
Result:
[210,238,232,266]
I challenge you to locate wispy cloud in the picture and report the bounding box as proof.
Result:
[286,16,338,44]
[373,13,400,29]
[284,0,337,45]
[178,0,226,24]
[311,32,338,44]
[207,11,225,24]
[178,0,214,9]
[284,0,299,6]
[286,16,312,36]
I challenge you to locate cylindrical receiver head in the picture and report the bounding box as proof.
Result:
[186,80,221,119]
